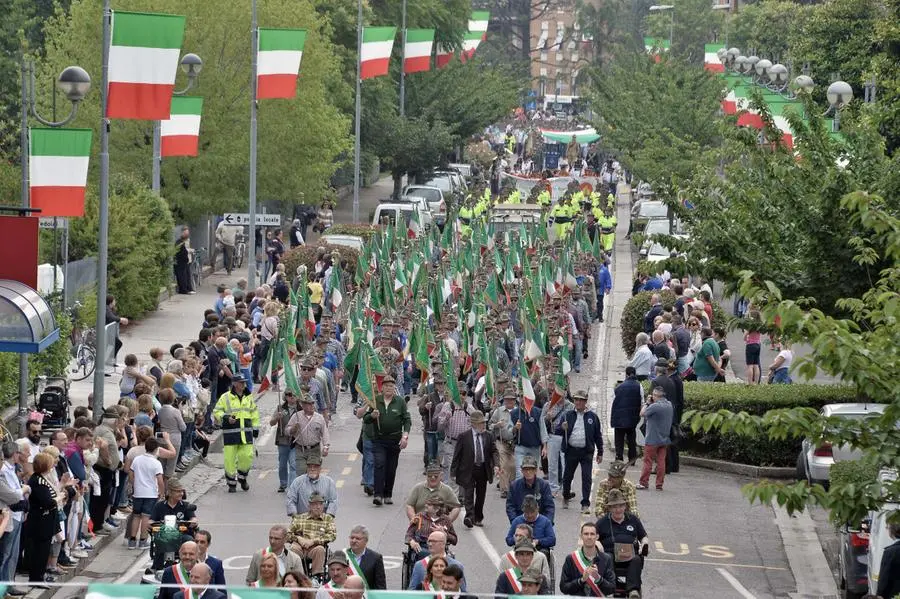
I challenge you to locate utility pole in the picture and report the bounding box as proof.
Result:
[399,0,407,117]
[352,0,362,223]
[248,0,259,287]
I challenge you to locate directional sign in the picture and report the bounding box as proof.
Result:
[222,213,281,226]
[39,217,68,229]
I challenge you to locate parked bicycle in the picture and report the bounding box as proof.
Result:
[234,231,247,270]
[190,246,208,292]
[65,301,96,381]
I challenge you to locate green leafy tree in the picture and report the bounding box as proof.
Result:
[685,192,900,526]
[870,0,900,155]
[645,0,723,65]
[679,93,896,315]
[586,52,723,190]
[33,0,350,222]
[373,115,454,198]
[727,1,810,62]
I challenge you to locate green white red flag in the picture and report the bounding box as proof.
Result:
[257,28,307,99]
[461,11,489,61]
[436,43,454,69]
[644,37,669,63]
[403,29,435,74]
[160,96,203,157]
[361,27,397,79]
[106,11,186,119]
[29,128,92,217]
[704,43,724,73]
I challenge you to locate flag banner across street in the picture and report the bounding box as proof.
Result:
[257,28,307,99]
[360,27,397,79]
[28,127,93,217]
[160,96,203,157]
[403,28,435,74]
[106,10,186,119]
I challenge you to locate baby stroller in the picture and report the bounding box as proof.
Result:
[33,377,71,430]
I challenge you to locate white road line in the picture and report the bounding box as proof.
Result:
[716,567,758,599]
[115,551,150,583]
[472,526,502,570]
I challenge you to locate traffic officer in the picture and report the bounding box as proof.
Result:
[212,374,260,492]
[537,185,552,212]
[458,196,476,238]
[597,206,616,254]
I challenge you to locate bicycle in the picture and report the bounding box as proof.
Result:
[190,246,208,292]
[68,326,96,381]
[234,232,247,270]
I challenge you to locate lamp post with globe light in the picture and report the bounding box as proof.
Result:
[18,60,91,432]
[826,80,853,132]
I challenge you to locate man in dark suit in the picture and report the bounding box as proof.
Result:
[173,562,226,599]
[159,541,199,599]
[877,521,900,599]
[194,530,226,586]
[561,390,604,514]
[451,410,499,528]
[345,525,387,589]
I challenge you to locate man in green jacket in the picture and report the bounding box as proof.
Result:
[363,374,412,506]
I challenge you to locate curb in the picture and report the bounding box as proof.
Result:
[681,454,797,479]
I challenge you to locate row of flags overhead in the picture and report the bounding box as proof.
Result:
[28,9,490,218]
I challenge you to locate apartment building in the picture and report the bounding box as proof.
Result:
[529,0,600,102]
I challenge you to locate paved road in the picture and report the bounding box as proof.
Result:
[56,182,799,598]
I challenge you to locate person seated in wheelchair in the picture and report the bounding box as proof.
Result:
[595,489,649,599]
[150,479,198,525]
[288,492,336,582]
[405,496,458,560]
[494,540,550,595]
[407,531,466,591]
[506,496,556,551]
[502,522,550,582]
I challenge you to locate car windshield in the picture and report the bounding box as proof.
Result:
[648,243,670,257]
[640,203,668,219]
[423,177,452,192]
[643,220,669,235]
[405,188,442,203]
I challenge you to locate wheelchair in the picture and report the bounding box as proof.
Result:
[400,542,455,590]
[298,542,331,586]
[538,547,556,594]
[141,520,198,583]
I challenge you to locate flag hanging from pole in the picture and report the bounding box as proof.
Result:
[461,11,490,61]
[28,128,92,217]
[361,27,397,79]
[404,29,435,74]
[160,96,203,157]
[106,11,186,119]
[435,43,454,69]
[257,28,307,99]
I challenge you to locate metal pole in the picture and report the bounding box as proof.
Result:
[19,60,30,432]
[93,0,112,419]
[152,120,161,194]
[399,0,407,118]
[248,0,259,288]
[669,11,674,52]
[352,0,362,223]
[63,224,69,307]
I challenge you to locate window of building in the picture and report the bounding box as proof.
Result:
[536,21,549,50]
[553,22,564,48]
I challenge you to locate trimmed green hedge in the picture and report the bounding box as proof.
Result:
[322,224,381,242]
[681,382,861,467]
[282,244,361,283]
[621,289,728,356]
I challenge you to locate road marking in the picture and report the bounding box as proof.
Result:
[472,526,502,570]
[347,453,358,462]
[647,557,788,571]
[336,480,344,488]
[717,567,758,598]
[258,469,271,479]
[115,551,150,583]
[341,467,352,475]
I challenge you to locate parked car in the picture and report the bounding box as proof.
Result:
[797,403,888,487]
[372,202,429,234]
[489,204,548,236]
[402,185,445,227]
[448,163,474,183]
[630,200,668,232]
[839,517,872,599]
[437,169,467,193]
[638,217,683,253]
[320,234,365,251]
[640,234,688,263]
[420,173,462,206]
[868,469,899,598]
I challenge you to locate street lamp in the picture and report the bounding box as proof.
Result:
[826,80,853,132]
[753,58,772,83]
[649,5,675,51]
[18,60,91,433]
[767,63,789,91]
[151,52,203,194]
[793,75,815,94]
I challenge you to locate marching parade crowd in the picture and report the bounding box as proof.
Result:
[0,164,696,599]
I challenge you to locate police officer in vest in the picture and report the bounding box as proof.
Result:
[212,374,260,492]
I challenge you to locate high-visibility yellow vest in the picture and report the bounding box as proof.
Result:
[213,391,260,445]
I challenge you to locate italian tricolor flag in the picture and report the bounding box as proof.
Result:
[160,96,203,157]
[86,583,157,599]
[403,29,434,74]
[257,28,307,99]
[461,11,490,61]
[106,11,185,120]
[704,43,724,73]
[360,27,397,79]
[644,37,669,63]
[436,43,454,69]
[29,128,92,218]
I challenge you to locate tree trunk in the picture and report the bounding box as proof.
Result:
[392,171,403,200]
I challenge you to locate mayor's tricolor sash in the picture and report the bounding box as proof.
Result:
[503,567,523,593]
[571,549,605,597]
[346,550,369,588]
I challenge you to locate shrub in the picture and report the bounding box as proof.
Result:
[681,382,862,467]
[282,244,360,283]
[621,290,729,357]
[69,175,174,318]
[322,224,382,242]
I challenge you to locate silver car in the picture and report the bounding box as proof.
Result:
[797,403,887,486]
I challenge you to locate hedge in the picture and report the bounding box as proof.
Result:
[282,244,361,283]
[621,289,728,357]
[68,175,174,318]
[321,224,381,242]
[680,382,862,467]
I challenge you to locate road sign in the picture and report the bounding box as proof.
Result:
[39,217,68,229]
[222,213,281,226]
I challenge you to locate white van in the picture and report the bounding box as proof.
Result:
[868,469,899,596]
[372,203,429,234]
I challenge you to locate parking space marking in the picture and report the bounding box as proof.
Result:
[336,480,344,488]
[347,453,358,462]
[717,568,758,599]
[647,557,787,571]
[341,467,352,475]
